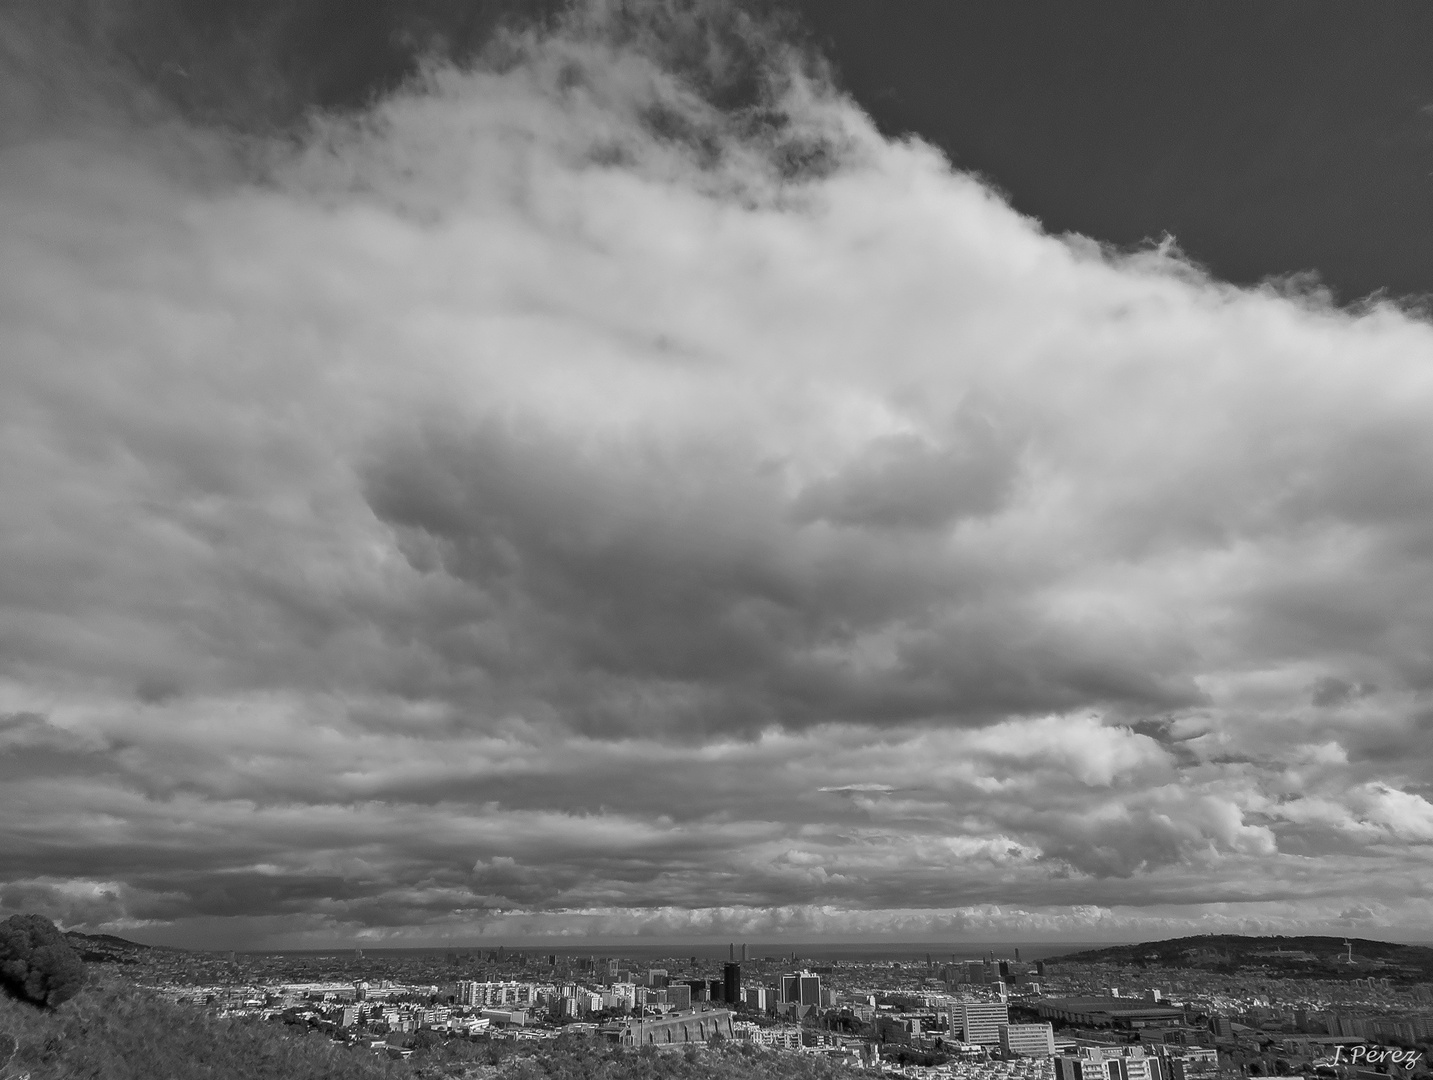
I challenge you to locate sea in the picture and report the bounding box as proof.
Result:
[238,941,1108,963]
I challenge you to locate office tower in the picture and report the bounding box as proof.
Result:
[999,960,1011,978]
[960,1001,1011,1045]
[741,943,747,962]
[709,979,723,1002]
[999,1023,1056,1057]
[799,973,821,1007]
[723,962,741,1008]
[782,972,799,1004]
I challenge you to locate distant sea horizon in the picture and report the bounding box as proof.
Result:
[218,941,1108,962]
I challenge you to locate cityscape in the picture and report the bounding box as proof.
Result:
[87,934,1432,1078]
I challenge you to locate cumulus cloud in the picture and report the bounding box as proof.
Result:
[0,0,1432,946]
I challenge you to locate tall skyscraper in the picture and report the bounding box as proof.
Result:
[799,973,821,1006]
[782,972,799,1004]
[723,962,741,1008]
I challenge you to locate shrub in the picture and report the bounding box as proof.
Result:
[0,915,86,1009]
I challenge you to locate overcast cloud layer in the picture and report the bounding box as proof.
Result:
[3,0,1433,948]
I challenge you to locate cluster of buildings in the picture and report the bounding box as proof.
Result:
[126,941,1433,1078]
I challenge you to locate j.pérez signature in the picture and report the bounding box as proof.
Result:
[1331,1045,1425,1068]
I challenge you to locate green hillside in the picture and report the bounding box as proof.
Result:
[61,930,167,965]
[1047,935,1433,981]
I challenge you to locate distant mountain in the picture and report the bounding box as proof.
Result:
[1047,935,1433,981]
[63,929,175,964]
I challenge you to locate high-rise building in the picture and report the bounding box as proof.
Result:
[999,1022,1056,1057]
[666,984,691,1010]
[960,1001,1011,1045]
[709,979,723,1002]
[799,973,821,1006]
[781,971,821,1006]
[723,963,741,1008]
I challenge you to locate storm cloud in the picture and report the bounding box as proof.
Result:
[2,0,1433,947]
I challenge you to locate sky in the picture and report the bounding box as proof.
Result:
[3,0,1433,950]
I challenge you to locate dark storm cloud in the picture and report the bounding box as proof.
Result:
[2,0,1433,945]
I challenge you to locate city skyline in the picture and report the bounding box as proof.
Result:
[3,1,1433,951]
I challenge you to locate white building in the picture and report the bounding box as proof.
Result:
[960,1001,1012,1045]
[1000,1022,1056,1057]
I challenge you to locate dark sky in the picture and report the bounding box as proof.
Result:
[795,2,1433,303]
[96,1,1433,301]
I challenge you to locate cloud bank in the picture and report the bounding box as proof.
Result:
[2,0,1433,947]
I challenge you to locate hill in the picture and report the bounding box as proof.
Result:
[61,930,170,965]
[1047,935,1433,982]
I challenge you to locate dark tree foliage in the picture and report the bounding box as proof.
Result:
[417,1031,863,1080]
[0,915,87,1009]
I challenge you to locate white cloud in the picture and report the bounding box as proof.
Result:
[2,0,1433,944]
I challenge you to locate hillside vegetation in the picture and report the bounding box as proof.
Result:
[1048,935,1433,981]
[0,975,861,1080]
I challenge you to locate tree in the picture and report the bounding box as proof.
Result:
[0,915,87,1009]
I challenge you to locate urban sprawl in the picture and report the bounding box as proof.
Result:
[128,943,1433,1079]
